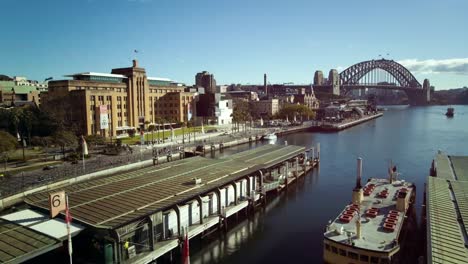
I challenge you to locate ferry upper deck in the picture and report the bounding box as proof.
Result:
[324,177,415,253]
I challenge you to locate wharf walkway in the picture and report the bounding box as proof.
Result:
[315,112,383,131]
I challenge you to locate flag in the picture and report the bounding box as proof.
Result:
[44,77,53,81]
[134,49,138,53]
[17,132,21,142]
[182,233,190,264]
[65,195,73,261]
[81,136,88,156]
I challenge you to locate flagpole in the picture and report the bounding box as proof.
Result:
[66,195,73,264]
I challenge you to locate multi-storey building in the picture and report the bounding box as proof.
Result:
[250,98,279,117]
[195,71,217,94]
[0,76,47,106]
[294,87,320,111]
[43,60,193,137]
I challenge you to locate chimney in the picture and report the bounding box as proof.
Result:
[264,73,267,95]
[132,59,138,68]
[356,158,362,189]
[356,218,361,239]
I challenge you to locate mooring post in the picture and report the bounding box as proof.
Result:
[317,143,320,162]
[295,157,299,178]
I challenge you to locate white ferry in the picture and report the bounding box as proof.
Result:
[323,158,415,264]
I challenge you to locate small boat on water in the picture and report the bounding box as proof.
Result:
[262,133,277,141]
[445,107,454,117]
[323,158,415,264]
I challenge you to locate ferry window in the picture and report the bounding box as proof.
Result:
[348,252,358,260]
[380,258,390,264]
[370,257,379,263]
[360,254,369,262]
[339,249,346,256]
[324,244,330,251]
[331,246,338,254]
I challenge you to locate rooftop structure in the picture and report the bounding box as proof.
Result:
[426,153,468,264]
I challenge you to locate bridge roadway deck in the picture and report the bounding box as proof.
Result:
[25,144,305,230]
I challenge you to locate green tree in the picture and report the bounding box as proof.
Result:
[0,131,17,171]
[231,100,250,132]
[52,130,78,157]
[277,104,315,121]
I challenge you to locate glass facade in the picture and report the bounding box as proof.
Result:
[74,75,124,83]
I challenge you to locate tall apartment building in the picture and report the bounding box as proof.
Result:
[43,60,193,137]
[195,71,217,94]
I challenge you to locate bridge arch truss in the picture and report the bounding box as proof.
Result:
[339,59,422,88]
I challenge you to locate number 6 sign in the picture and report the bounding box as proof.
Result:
[49,191,66,218]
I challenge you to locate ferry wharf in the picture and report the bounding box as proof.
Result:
[18,144,319,264]
[425,152,468,263]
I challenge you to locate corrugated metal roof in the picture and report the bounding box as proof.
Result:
[427,177,468,264]
[25,145,305,230]
[0,218,60,263]
[435,154,455,180]
[450,156,468,182]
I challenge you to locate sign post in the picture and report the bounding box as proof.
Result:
[49,191,73,264]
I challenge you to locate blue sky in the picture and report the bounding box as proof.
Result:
[1,0,467,89]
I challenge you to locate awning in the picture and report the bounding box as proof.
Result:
[0,209,85,263]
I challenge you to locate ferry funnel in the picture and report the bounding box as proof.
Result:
[356,157,363,189]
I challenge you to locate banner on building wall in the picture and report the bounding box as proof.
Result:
[187,103,192,121]
[99,105,109,129]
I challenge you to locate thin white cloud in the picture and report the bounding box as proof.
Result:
[398,58,468,75]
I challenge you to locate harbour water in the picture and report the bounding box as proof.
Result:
[191,105,468,263]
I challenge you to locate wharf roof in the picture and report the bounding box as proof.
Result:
[324,178,415,252]
[25,144,304,230]
[0,218,60,263]
[426,177,468,264]
[434,153,468,181]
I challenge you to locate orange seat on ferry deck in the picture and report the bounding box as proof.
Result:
[365,210,378,218]
[344,211,355,217]
[385,218,397,225]
[339,214,353,223]
[387,214,398,220]
[383,223,396,232]
[389,210,400,215]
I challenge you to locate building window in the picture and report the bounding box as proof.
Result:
[98,96,104,101]
[106,96,111,101]
[324,244,330,251]
[91,95,95,101]
[370,257,379,264]
[331,246,338,254]
[339,249,346,256]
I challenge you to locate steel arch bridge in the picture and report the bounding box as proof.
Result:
[339,59,421,90]
[336,59,431,105]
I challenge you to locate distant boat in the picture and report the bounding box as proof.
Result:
[445,107,454,117]
[263,133,277,141]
